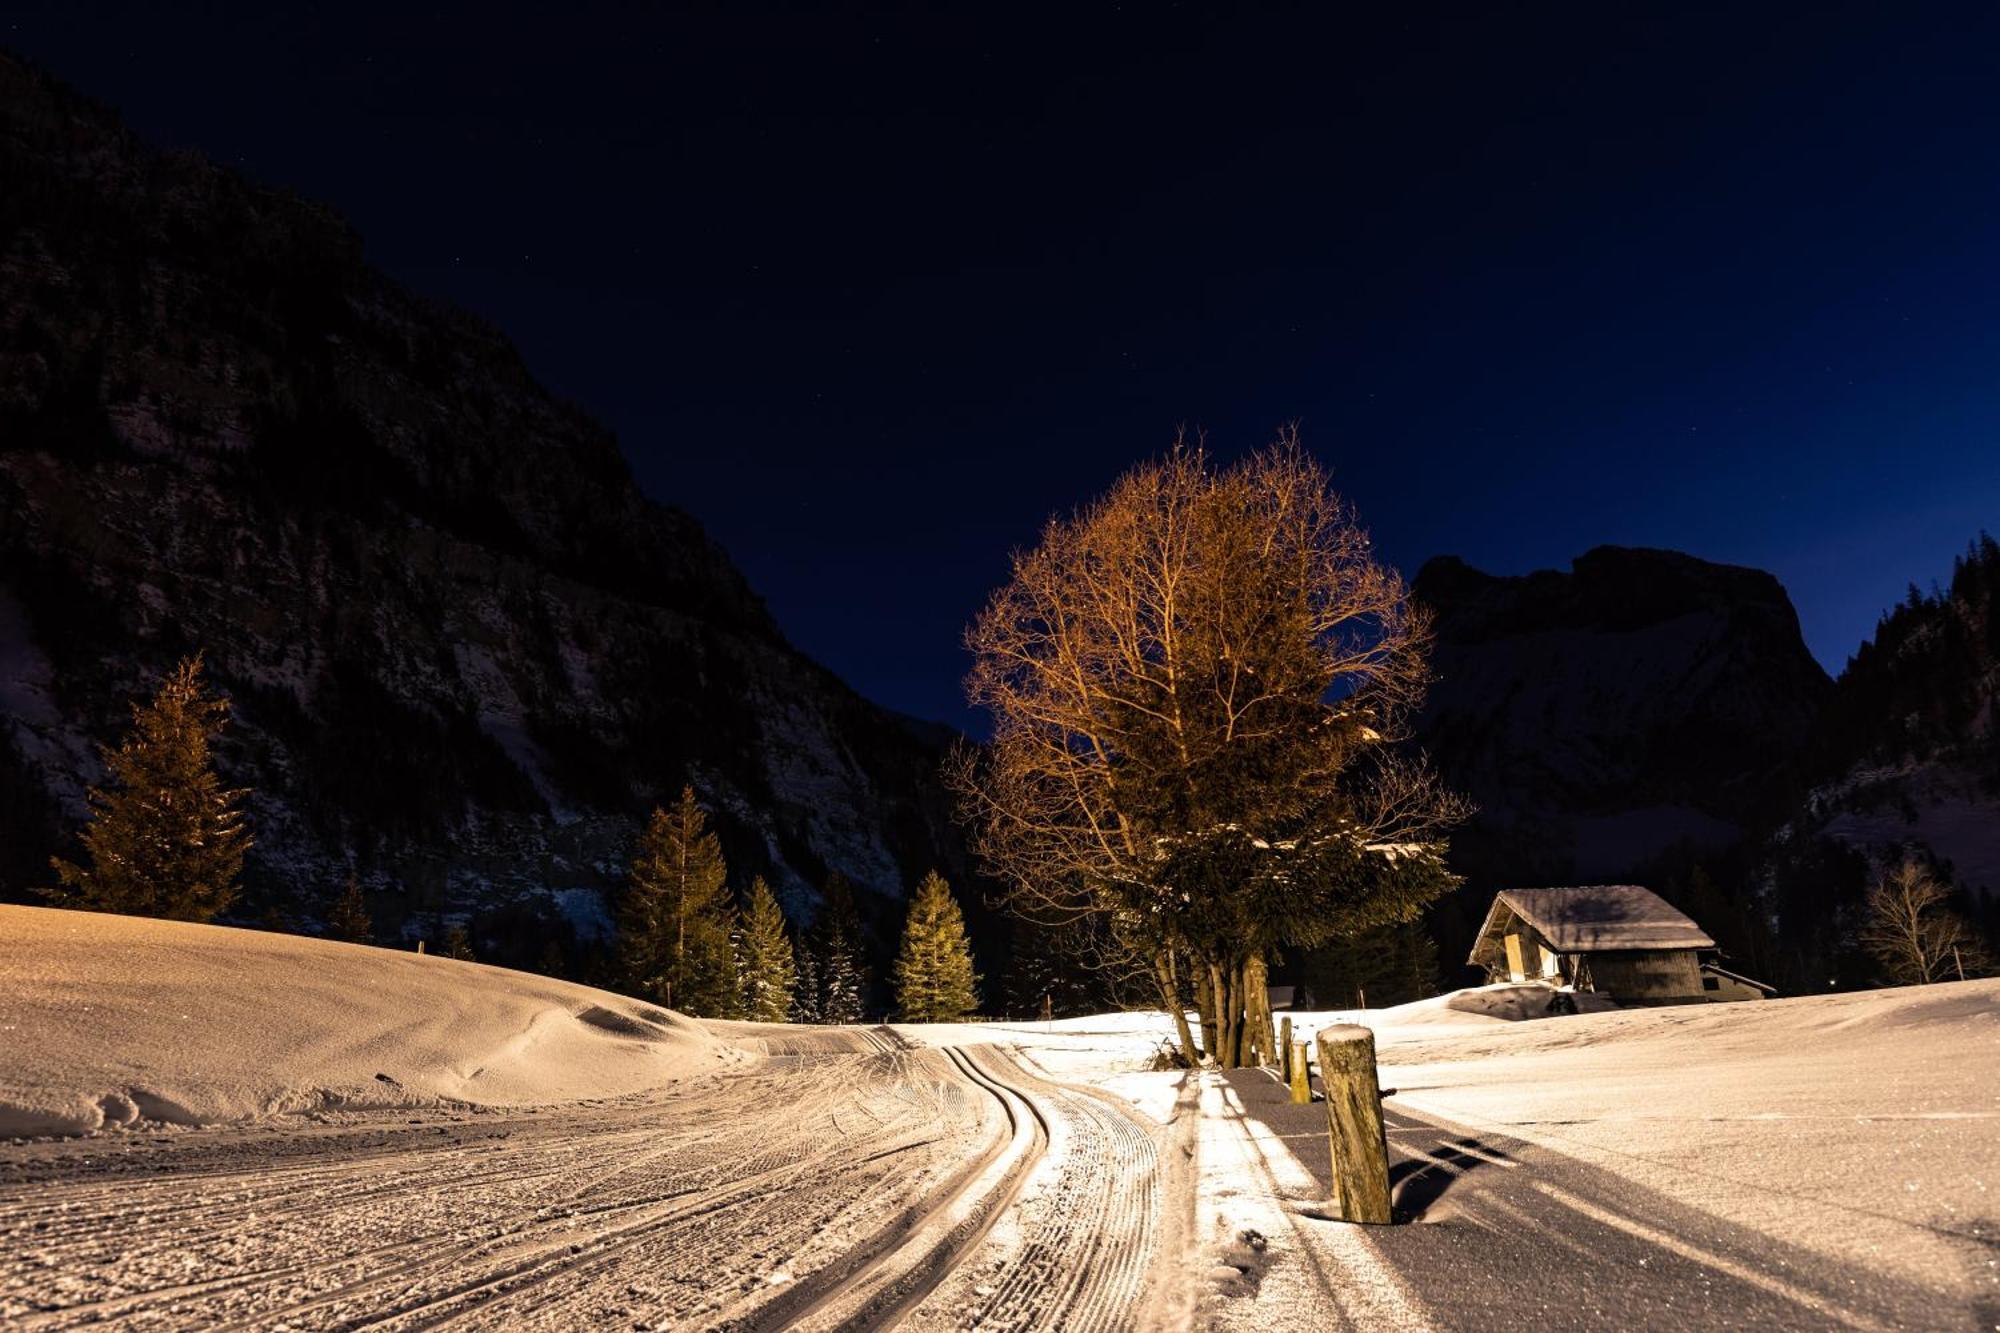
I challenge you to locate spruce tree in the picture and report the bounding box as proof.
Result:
[805,872,869,1024]
[736,876,796,1022]
[50,655,252,921]
[325,873,373,944]
[536,939,568,979]
[442,922,477,961]
[893,871,981,1021]
[619,786,742,1016]
[791,941,823,1022]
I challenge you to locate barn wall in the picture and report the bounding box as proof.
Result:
[1582,949,1705,1001]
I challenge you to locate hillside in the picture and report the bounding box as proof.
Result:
[0,54,971,967]
[1787,535,2000,932]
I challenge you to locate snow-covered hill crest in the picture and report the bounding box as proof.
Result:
[0,905,744,1137]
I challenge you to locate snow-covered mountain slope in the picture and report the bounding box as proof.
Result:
[1413,547,1832,883]
[0,905,743,1136]
[0,55,971,955]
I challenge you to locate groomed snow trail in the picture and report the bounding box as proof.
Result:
[0,1029,985,1331]
[0,1027,1170,1332]
[894,1046,1164,1333]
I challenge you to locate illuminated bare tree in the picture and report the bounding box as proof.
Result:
[951,432,1469,1065]
[1859,861,1993,985]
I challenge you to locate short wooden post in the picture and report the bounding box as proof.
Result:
[1279,1016,1294,1080]
[1314,1023,1393,1223]
[1289,1040,1311,1104]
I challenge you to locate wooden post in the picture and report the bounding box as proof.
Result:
[1279,1016,1294,1082]
[1289,1040,1311,1105]
[1314,1024,1393,1223]
[416,940,426,955]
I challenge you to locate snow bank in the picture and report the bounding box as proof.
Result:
[0,905,743,1137]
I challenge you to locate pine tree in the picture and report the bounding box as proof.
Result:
[536,939,568,978]
[50,655,252,921]
[893,870,981,1022]
[808,872,870,1024]
[325,873,373,944]
[737,876,797,1023]
[791,941,823,1022]
[442,922,477,961]
[619,786,742,1017]
[1300,920,1441,1009]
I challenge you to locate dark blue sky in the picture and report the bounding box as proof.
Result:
[12,3,1999,730]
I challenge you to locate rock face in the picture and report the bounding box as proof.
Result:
[0,55,966,959]
[1413,547,1834,884]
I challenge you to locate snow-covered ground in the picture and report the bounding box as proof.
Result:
[909,983,2000,1327]
[0,904,741,1136]
[3,908,1996,1329]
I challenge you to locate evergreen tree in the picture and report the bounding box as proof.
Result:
[806,872,869,1024]
[791,940,823,1023]
[893,870,981,1021]
[325,873,373,944]
[737,876,797,1022]
[618,786,742,1016]
[536,939,568,979]
[442,922,477,961]
[1300,920,1441,1009]
[1003,915,1153,1018]
[49,655,252,921]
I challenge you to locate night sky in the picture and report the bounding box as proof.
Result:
[11,4,2000,731]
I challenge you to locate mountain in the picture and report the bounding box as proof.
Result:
[1412,546,1834,887]
[1407,546,1835,984]
[0,54,972,970]
[1409,542,2000,991]
[1798,535,2000,900]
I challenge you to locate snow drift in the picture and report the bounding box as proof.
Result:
[0,905,743,1136]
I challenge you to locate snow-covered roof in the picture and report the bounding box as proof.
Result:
[1469,885,1715,963]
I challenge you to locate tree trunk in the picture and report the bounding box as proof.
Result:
[1155,950,1200,1065]
[1209,962,1237,1069]
[1216,960,1232,1064]
[1245,952,1275,1068]
[1196,958,1219,1059]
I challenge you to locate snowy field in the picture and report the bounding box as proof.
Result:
[0,905,741,1136]
[2,905,1996,1329]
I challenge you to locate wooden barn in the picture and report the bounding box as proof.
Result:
[1468,885,1769,1005]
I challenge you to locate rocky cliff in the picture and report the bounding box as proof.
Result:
[0,55,968,966]
[1412,546,1835,885]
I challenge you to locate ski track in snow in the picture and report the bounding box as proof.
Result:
[7,982,1998,1330]
[0,1026,1167,1333]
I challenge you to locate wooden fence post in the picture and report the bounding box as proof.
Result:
[1314,1024,1393,1223]
[1279,1016,1294,1080]
[1289,1040,1311,1104]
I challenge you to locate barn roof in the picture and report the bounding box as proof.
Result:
[1468,885,1715,964]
